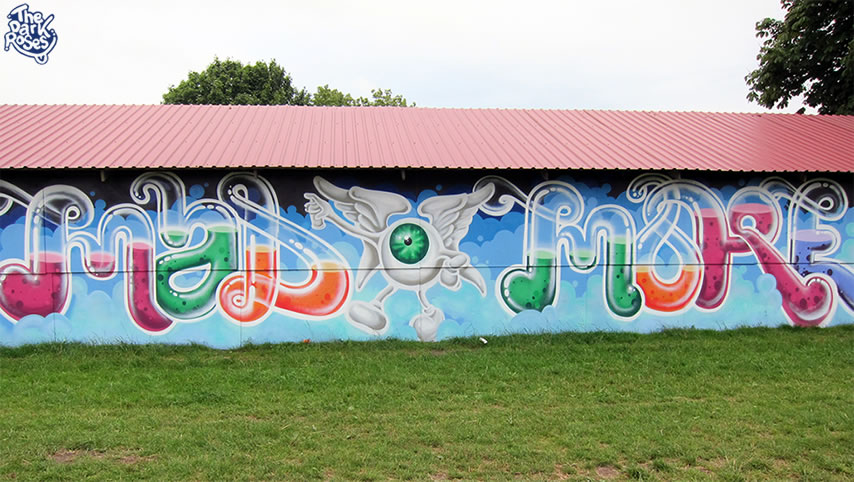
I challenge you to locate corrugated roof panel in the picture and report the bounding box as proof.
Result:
[507,110,558,169]
[817,115,854,133]
[36,105,109,168]
[571,111,653,170]
[70,106,137,168]
[216,106,256,167]
[420,109,455,169]
[644,111,751,171]
[259,106,287,166]
[164,105,213,168]
[0,105,851,172]
[118,105,184,168]
[531,110,607,170]
[447,110,483,169]
[764,114,854,171]
[476,110,519,168]
[6,104,77,167]
[189,105,235,168]
[583,111,670,170]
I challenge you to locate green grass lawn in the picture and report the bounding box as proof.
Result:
[1,325,852,480]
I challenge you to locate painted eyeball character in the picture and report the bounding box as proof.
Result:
[305,176,495,341]
[380,219,441,287]
[389,222,429,264]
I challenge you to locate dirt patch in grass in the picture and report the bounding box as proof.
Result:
[552,463,573,479]
[50,449,106,463]
[595,465,620,479]
[50,448,155,465]
[118,454,157,465]
[687,457,729,475]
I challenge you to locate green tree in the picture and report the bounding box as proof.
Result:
[164,58,415,107]
[311,85,357,106]
[311,85,414,107]
[163,58,310,105]
[356,88,414,107]
[745,0,854,115]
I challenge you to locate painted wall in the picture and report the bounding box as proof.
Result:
[0,169,852,347]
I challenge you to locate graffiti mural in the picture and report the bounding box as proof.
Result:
[0,169,852,347]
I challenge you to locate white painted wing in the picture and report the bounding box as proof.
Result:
[312,176,412,290]
[417,183,495,251]
[313,177,410,233]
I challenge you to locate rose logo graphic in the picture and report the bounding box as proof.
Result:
[4,4,57,64]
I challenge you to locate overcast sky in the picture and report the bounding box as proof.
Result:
[1,0,798,112]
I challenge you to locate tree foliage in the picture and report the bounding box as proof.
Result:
[164,58,413,107]
[746,0,854,115]
[311,85,413,106]
[163,58,310,105]
[356,88,413,107]
[311,85,357,106]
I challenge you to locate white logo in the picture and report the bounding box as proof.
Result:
[4,3,57,64]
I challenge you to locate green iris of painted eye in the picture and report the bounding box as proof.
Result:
[389,223,429,264]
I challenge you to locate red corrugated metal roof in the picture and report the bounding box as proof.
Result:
[0,104,852,172]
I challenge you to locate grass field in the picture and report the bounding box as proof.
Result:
[1,325,852,480]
